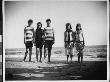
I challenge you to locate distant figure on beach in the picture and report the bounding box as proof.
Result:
[75,23,85,63]
[35,22,44,62]
[23,19,34,62]
[44,19,55,62]
[64,23,75,63]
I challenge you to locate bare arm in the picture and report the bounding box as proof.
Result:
[53,33,55,43]
[24,28,26,44]
[82,32,85,46]
[64,32,66,44]
[43,29,45,41]
[64,32,67,48]
[53,28,55,44]
[33,28,36,44]
[32,28,34,43]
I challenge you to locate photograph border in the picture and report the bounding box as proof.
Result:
[3,0,109,82]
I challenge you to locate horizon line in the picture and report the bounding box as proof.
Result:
[5,44,107,49]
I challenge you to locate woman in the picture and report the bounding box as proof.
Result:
[64,23,75,63]
[35,22,44,62]
[75,23,85,63]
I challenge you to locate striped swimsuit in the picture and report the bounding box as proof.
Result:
[24,26,34,48]
[44,27,54,41]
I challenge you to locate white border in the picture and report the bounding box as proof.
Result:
[107,0,109,81]
[2,0,109,1]
[3,0,5,82]
[3,0,109,82]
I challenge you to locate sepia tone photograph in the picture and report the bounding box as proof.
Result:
[4,0,108,81]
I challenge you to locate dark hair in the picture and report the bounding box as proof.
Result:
[66,23,72,30]
[28,19,33,23]
[37,22,42,29]
[46,19,51,23]
[76,23,82,31]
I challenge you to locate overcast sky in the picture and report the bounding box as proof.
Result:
[4,1,107,48]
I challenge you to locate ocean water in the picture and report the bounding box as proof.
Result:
[5,45,107,59]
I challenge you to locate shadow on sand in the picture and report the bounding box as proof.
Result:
[5,60,107,80]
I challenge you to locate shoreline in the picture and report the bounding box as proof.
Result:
[5,54,107,62]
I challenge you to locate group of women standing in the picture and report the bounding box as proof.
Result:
[64,23,85,63]
[24,19,54,62]
[23,18,85,63]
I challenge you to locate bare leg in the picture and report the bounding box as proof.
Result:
[23,48,28,61]
[48,48,50,62]
[48,47,52,62]
[67,55,69,63]
[36,48,39,62]
[78,52,80,63]
[44,46,46,58]
[70,55,73,62]
[81,52,83,63]
[66,46,69,63]
[29,47,32,62]
[70,47,73,62]
[39,48,42,62]
[45,48,48,59]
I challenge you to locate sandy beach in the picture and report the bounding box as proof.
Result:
[5,45,107,80]
[5,54,107,80]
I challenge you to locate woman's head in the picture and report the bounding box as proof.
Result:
[66,23,72,30]
[76,23,82,31]
[37,22,42,29]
